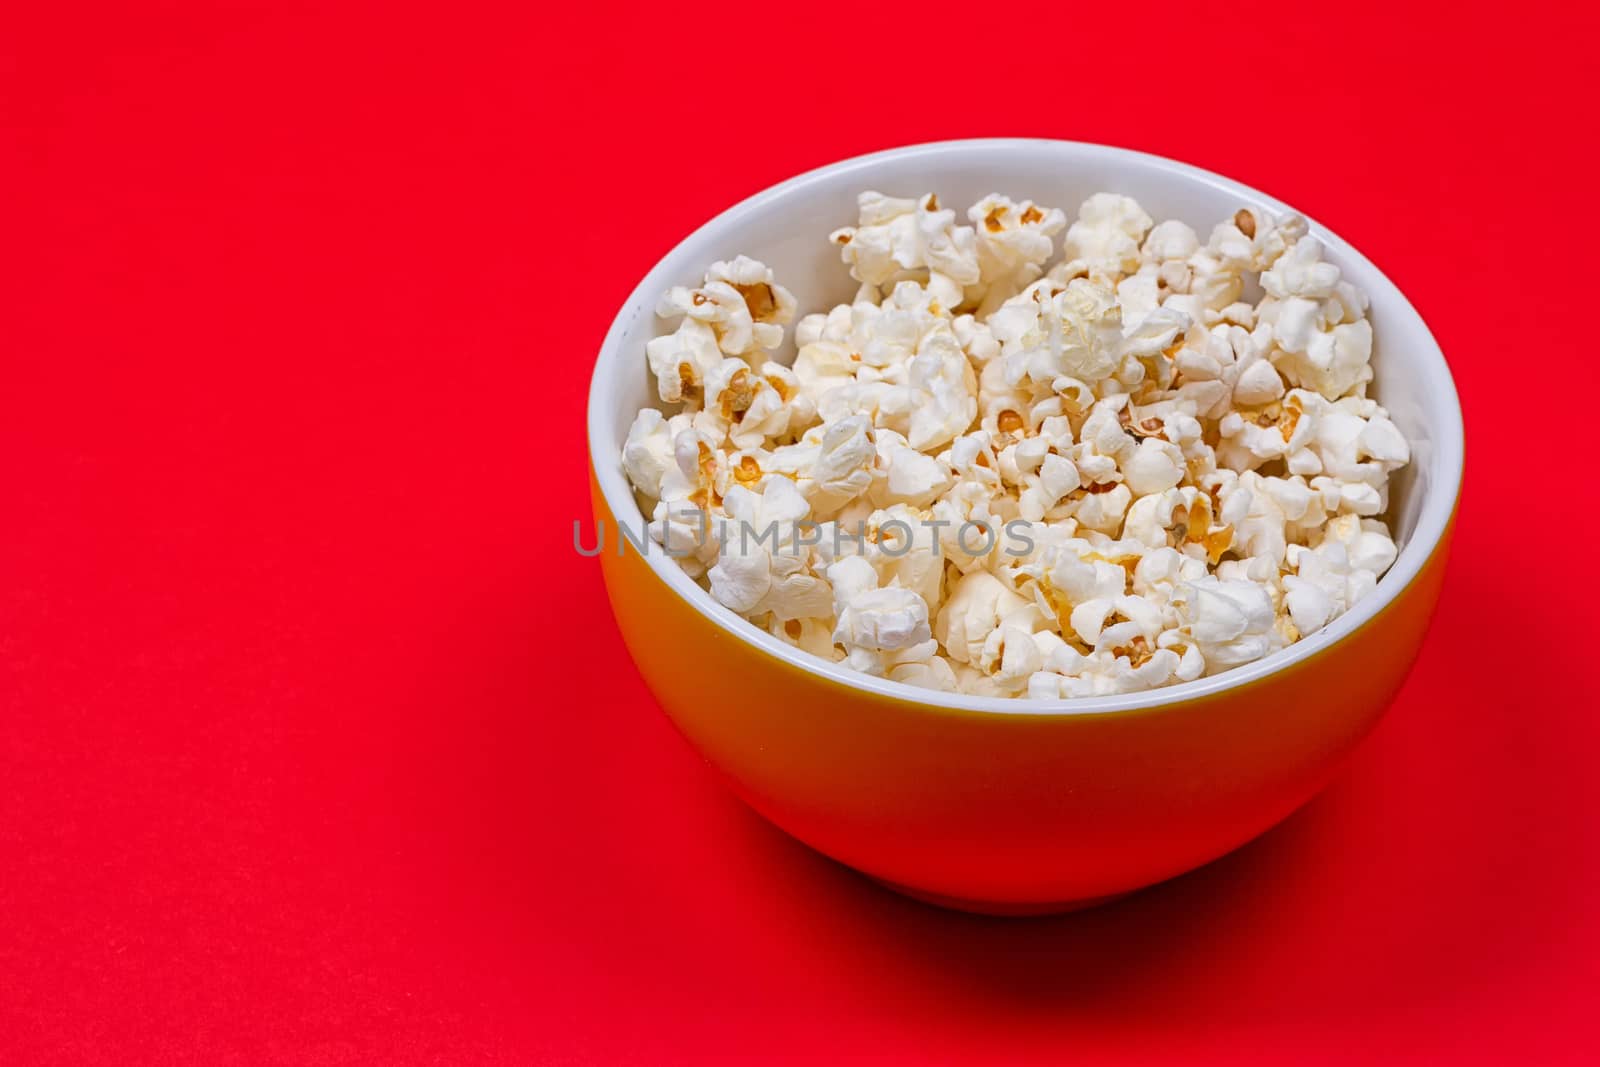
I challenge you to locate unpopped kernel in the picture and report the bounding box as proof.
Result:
[620,191,1411,700]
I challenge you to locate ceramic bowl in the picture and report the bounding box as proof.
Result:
[587,139,1462,914]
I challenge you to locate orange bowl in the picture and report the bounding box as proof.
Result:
[587,140,1463,914]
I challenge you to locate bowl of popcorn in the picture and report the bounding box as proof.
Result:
[587,139,1462,914]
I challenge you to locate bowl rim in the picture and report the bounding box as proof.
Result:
[587,137,1464,717]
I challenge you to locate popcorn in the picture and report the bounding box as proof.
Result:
[889,657,959,693]
[704,359,817,449]
[1060,194,1154,283]
[707,478,831,621]
[1225,471,1292,564]
[828,556,938,677]
[830,192,980,307]
[1258,238,1376,400]
[619,190,1413,701]
[1280,514,1395,637]
[1234,357,1287,406]
[871,433,954,508]
[1144,219,1200,263]
[621,408,675,499]
[658,255,797,356]
[767,612,835,656]
[967,195,1068,315]
[1121,437,1186,497]
[646,316,723,405]
[1027,642,1185,699]
[647,256,797,403]
[770,415,875,520]
[1017,450,1082,522]
[989,279,1124,388]
[791,340,857,409]
[884,331,979,451]
[1171,576,1284,671]
[936,570,1030,666]
[1271,314,1374,401]
[1210,208,1307,273]
[1293,392,1410,493]
[976,622,1046,694]
[860,504,946,610]
[1072,482,1133,536]
[1021,541,1128,640]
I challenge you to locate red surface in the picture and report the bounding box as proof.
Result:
[5,2,1597,1062]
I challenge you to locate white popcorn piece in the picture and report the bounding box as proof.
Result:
[871,433,954,508]
[930,484,1008,574]
[1121,437,1186,497]
[1027,643,1183,699]
[976,623,1046,694]
[1271,314,1374,401]
[830,192,980,307]
[823,283,947,368]
[646,425,730,576]
[1233,357,1287,407]
[1132,546,1208,600]
[1072,482,1133,536]
[936,570,1030,666]
[646,256,797,404]
[1323,513,1400,575]
[703,358,818,450]
[1017,450,1082,522]
[770,415,876,520]
[1225,471,1291,565]
[1291,392,1410,497]
[952,312,1000,364]
[990,279,1124,388]
[1260,237,1342,301]
[621,408,675,499]
[1061,193,1154,283]
[1280,514,1394,639]
[1121,303,1192,360]
[1114,266,1163,328]
[1145,219,1200,262]
[791,340,858,408]
[1171,576,1284,672]
[657,255,797,356]
[707,479,832,621]
[828,555,937,677]
[1022,542,1129,639]
[967,194,1068,315]
[890,655,959,693]
[1258,240,1376,400]
[1208,209,1308,273]
[1122,486,1232,562]
[879,334,979,453]
[860,503,946,612]
[975,359,1036,443]
[646,316,724,405]
[769,614,839,662]
[745,362,815,442]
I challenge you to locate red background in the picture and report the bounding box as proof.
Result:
[5,2,1598,1062]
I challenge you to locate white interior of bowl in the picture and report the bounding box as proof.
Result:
[588,139,1463,715]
